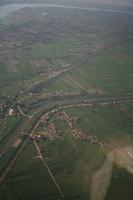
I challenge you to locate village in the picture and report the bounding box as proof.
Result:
[26,100,109,155]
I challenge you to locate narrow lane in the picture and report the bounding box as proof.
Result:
[0,93,133,185]
[33,140,65,199]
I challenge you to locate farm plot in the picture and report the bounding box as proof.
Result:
[0,103,133,200]
[44,44,133,94]
[53,103,133,200]
[65,104,133,142]
[0,143,61,200]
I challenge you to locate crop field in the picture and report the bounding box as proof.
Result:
[44,47,133,94]
[0,7,133,98]
[0,144,61,200]
[0,116,21,136]
[0,2,133,200]
[0,103,133,200]
[65,104,133,140]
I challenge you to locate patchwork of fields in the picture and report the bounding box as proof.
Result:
[0,3,133,200]
[0,103,133,200]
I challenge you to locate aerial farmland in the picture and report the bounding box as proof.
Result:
[0,0,133,200]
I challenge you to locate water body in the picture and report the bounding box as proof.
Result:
[0,3,133,19]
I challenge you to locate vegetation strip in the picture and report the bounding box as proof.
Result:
[33,140,65,199]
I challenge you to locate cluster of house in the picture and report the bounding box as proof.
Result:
[29,121,58,142]
[29,134,42,141]
[26,101,109,148]
[71,129,106,148]
[44,90,80,98]
[57,110,76,129]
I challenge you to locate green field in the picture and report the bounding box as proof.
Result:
[1,103,133,200]
[0,4,133,200]
[44,48,133,94]
[0,7,133,97]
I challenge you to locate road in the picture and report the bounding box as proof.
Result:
[0,137,29,184]
[34,140,65,199]
[0,92,133,185]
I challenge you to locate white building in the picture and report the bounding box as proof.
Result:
[9,108,14,116]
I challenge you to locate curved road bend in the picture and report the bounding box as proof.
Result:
[0,93,133,184]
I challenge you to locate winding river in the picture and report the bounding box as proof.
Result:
[0,3,133,19]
